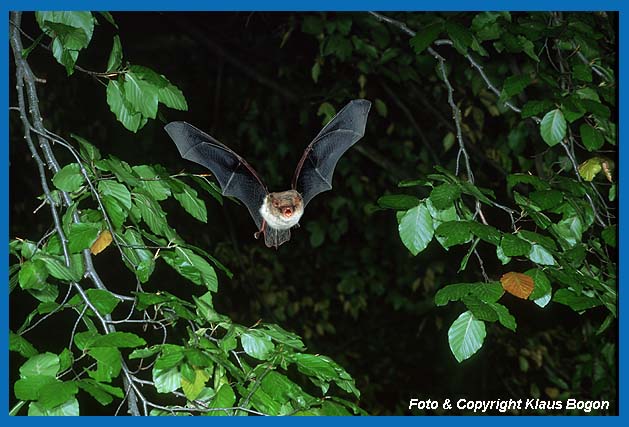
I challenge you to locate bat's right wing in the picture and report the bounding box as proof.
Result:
[165,121,268,229]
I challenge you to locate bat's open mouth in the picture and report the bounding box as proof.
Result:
[283,207,293,218]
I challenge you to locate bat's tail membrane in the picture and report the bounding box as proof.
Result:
[264,227,291,248]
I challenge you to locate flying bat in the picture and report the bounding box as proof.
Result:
[164,99,371,248]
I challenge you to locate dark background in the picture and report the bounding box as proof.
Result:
[9,12,617,414]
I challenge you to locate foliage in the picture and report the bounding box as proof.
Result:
[10,11,362,416]
[10,11,617,415]
[369,12,616,366]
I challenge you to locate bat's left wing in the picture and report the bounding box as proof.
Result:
[292,99,371,207]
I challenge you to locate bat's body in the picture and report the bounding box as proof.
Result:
[165,99,371,248]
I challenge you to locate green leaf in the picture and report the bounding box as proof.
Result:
[36,11,94,44]
[51,38,79,75]
[507,173,550,191]
[462,295,498,322]
[101,196,127,230]
[446,21,473,53]
[153,365,181,394]
[158,83,188,111]
[28,398,79,416]
[66,222,100,253]
[580,123,604,151]
[448,311,486,362]
[409,22,442,54]
[77,379,123,406]
[20,352,60,377]
[96,157,140,186]
[540,109,567,147]
[132,165,171,201]
[572,63,592,82]
[486,302,516,331]
[561,96,586,122]
[14,375,58,400]
[374,98,388,117]
[521,100,554,119]
[317,102,336,125]
[106,35,122,72]
[429,184,461,210]
[435,281,504,306]
[525,268,552,301]
[528,244,556,266]
[518,35,539,61]
[263,324,305,350]
[120,228,155,283]
[377,194,420,210]
[306,221,325,248]
[37,381,79,410]
[398,203,434,256]
[173,182,207,222]
[323,34,353,61]
[207,384,236,415]
[84,289,120,316]
[302,16,323,35]
[468,222,501,246]
[71,134,101,162]
[241,330,275,360]
[35,254,81,282]
[19,259,49,290]
[133,190,169,236]
[553,289,602,311]
[162,247,218,291]
[21,33,44,59]
[291,353,359,397]
[52,163,84,192]
[98,11,118,28]
[534,293,552,308]
[98,180,131,209]
[10,332,39,358]
[128,65,169,87]
[501,74,531,99]
[501,234,532,257]
[434,221,472,248]
[123,72,159,119]
[86,332,147,349]
[496,245,511,265]
[552,216,583,247]
[88,347,122,382]
[518,229,557,251]
[601,225,616,248]
[311,60,321,83]
[106,79,144,132]
[528,190,564,211]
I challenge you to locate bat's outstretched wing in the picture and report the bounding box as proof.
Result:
[165,121,268,229]
[292,99,371,207]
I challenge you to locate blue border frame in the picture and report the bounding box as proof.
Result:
[2,0,625,423]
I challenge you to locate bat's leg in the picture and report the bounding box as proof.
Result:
[254,220,266,239]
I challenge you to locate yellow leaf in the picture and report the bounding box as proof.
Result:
[181,368,210,401]
[500,272,535,299]
[90,230,113,255]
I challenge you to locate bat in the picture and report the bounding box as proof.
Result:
[164,99,371,248]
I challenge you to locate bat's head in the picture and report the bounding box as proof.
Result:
[260,190,304,230]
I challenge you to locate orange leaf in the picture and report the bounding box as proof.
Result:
[90,230,113,255]
[500,272,534,299]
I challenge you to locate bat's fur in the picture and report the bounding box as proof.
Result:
[259,190,304,230]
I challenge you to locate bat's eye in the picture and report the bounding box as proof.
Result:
[272,201,279,208]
